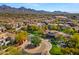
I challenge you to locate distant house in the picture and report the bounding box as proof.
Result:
[0,26,6,32]
[58,40,67,48]
[59,24,71,29]
[0,33,15,46]
[37,23,43,27]
[44,31,56,39]
[73,26,79,33]
[0,37,10,46]
[66,22,77,27]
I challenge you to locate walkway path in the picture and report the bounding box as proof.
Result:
[21,40,52,55]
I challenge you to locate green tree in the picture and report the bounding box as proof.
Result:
[27,25,39,33]
[48,24,58,30]
[50,44,63,55]
[62,27,76,35]
[72,33,79,48]
[31,36,41,47]
[27,25,44,36]
[66,39,76,48]
[61,47,79,55]
[15,31,28,45]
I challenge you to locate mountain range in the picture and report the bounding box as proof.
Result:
[0,5,69,14]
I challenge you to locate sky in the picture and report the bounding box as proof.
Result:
[0,3,79,13]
